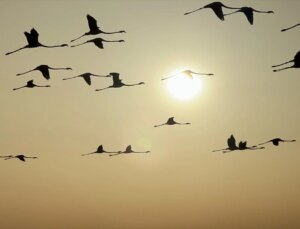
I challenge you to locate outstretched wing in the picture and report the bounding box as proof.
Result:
[87,14,99,31]
[97,145,104,152]
[227,135,237,149]
[41,68,50,80]
[167,117,175,123]
[30,28,39,41]
[211,5,225,21]
[111,73,121,83]
[126,145,132,152]
[83,75,91,85]
[93,39,104,49]
[244,8,254,25]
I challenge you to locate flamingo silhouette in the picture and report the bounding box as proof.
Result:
[81,145,121,156]
[71,14,126,42]
[162,70,213,80]
[224,7,274,25]
[63,72,110,86]
[17,65,72,80]
[0,154,37,162]
[258,138,296,146]
[213,135,264,153]
[13,80,50,90]
[281,23,300,32]
[109,145,150,157]
[154,117,191,127]
[272,50,300,72]
[5,28,68,55]
[184,1,240,21]
[70,37,124,49]
[95,72,145,91]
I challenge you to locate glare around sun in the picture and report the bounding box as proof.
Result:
[166,73,203,100]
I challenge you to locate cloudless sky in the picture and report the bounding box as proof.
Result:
[0,1,299,228]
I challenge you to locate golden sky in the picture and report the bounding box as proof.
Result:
[0,0,299,228]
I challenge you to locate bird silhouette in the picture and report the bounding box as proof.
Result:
[213,134,264,153]
[70,37,124,49]
[95,72,145,91]
[13,80,50,90]
[5,28,68,55]
[109,145,150,157]
[63,72,110,86]
[281,23,300,32]
[71,14,126,42]
[272,50,300,72]
[17,65,72,80]
[184,1,240,21]
[81,145,121,156]
[154,117,191,127]
[258,138,296,146]
[224,7,274,25]
[0,154,37,162]
[161,70,213,80]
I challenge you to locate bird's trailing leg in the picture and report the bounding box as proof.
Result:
[5,46,27,55]
[13,86,27,91]
[281,23,300,32]
[184,7,204,15]
[70,42,88,48]
[273,66,293,72]
[70,34,86,42]
[16,69,36,76]
[272,60,293,68]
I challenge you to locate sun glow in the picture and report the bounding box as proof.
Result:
[166,73,203,100]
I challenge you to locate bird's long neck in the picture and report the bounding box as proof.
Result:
[5,46,27,55]
[50,67,71,71]
[123,82,143,86]
[253,9,273,14]
[16,69,35,76]
[101,30,124,34]
[25,156,37,159]
[70,42,88,48]
[212,148,229,152]
[91,74,109,77]
[95,86,113,91]
[109,152,124,157]
[177,122,190,125]
[272,60,293,68]
[222,5,240,10]
[13,86,27,90]
[35,85,50,88]
[41,43,68,48]
[101,39,122,43]
[284,139,296,142]
[282,23,300,32]
[81,152,97,156]
[70,34,86,42]
[192,72,214,76]
[63,76,79,80]
[184,7,204,15]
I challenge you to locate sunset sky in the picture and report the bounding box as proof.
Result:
[0,0,299,228]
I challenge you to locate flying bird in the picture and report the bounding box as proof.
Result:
[109,145,150,157]
[258,138,296,146]
[184,1,240,21]
[17,65,72,80]
[70,37,124,49]
[0,154,37,162]
[81,145,121,156]
[71,14,126,42]
[13,80,50,90]
[95,72,145,91]
[272,50,300,72]
[281,23,300,32]
[63,72,110,86]
[5,28,68,55]
[162,70,213,80]
[224,7,274,25]
[154,117,191,127]
[213,134,264,153]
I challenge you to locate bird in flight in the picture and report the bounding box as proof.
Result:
[258,138,296,146]
[272,50,300,72]
[0,154,37,162]
[13,80,50,91]
[17,65,72,80]
[154,117,191,127]
[81,145,121,156]
[5,28,68,55]
[70,37,124,49]
[95,72,145,91]
[161,70,213,80]
[224,7,274,25]
[281,23,300,32]
[71,14,126,42]
[212,134,264,153]
[63,72,110,86]
[184,1,240,21]
[109,145,150,157]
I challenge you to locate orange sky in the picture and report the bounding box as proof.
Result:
[0,1,299,228]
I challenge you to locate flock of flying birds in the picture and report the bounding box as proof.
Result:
[1,1,299,162]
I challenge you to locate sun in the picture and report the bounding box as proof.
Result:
[165,72,203,100]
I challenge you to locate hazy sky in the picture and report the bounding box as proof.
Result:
[0,0,299,228]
